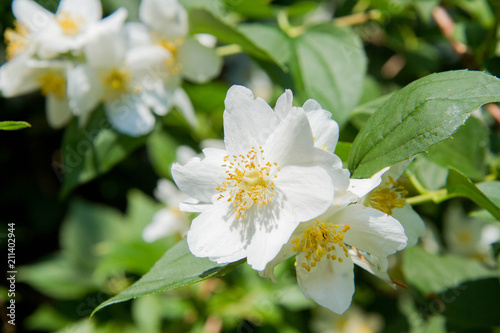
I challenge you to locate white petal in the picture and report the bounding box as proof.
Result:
[314,148,350,194]
[176,145,198,164]
[194,33,217,48]
[12,0,54,32]
[392,203,426,248]
[336,205,407,257]
[171,88,197,126]
[143,209,188,242]
[179,38,222,83]
[349,249,392,284]
[186,201,247,260]
[179,198,213,213]
[67,64,102,116]
[274,165,334,222]
[259,240,297,282]
[139,0,188,39]
[273,89,293,120]
[46,95,73,128]
[296,254,355,314]
[348,167,389,199]
[171,148,227,202]
[56,0,102,25]
[306,108,339,153]
[264,107,315,167]
[154,178,186,207]
[223,85,278,154]
[84,8,127,67]
[124,22,152,48]
[104,94,155,136]
[0,54,40,97]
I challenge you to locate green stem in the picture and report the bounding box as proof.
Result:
[216,44,243,57]
[334,9,382,27]
[277,9,305,38]
[406,189,448,205]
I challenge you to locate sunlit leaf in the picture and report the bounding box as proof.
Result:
[0,120,31,130]
[348,70,500,178]
[288,23,367,126]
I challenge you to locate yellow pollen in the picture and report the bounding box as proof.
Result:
[369,176,408,215]
[4,21,30,60]
[216,147,278,220]
[293,220,350,272]
[102,67,132,96]
[37,73,66,99]
[56,12,83,36]
[152,33,185,75]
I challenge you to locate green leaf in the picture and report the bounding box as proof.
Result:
[147,129,179,179]
[239,23,291,69]
[425,116,489,180]
[349,93,393,130]
[58,108,146,197]
[188,9,286,68]
[92,238,244,315]
[476,181,500,207]
[348,70,500,178]
[0,120,31,130]
[288,24,367,126]
[18,255,98,300]
[334,141,352,165]
[446,169,500,221]
[402,246,498,294]
[442,278,500,330]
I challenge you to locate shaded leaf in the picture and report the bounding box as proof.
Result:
[446,169,500,221]
[348,70,500,178]
[92,238,244,315]
[402,246,498,294]
[59,108,146,197]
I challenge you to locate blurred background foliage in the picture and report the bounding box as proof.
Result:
[1,0,500,332]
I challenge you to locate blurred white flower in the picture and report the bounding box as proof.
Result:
[0,56,72,128]
[143,179,190,242]
[67,8,171,135]
[172,85,346,271]
[444,202,500,266]
[9,0,107,59]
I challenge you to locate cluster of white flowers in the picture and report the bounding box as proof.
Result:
[0,0,221,136]
[171,85,425,314]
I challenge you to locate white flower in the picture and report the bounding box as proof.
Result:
[143,179,190,242]
[444,201,500,266]
[172,86,347,270]
[9,0,106,59]
[67,9,170,135]
[311,305,384,333]
[0,56,72,128]
[349,161,426,248]
[260,202,407,314]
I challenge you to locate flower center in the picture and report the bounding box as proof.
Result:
[4,21,29,60]
[37,73,66,99]
[292,220,350,272]
[56,12,83,36]
[152,33,184,75]
[102,67,132,98]
[369,176,407,215]
[216,147,279,220]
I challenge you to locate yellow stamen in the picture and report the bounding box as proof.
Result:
[102,67,132,97]
[4,21,29,60]
[56,12,83,36]
[152,33,184,75]
[369,176,408,215]
[216,147,279,220]
[293,220,350,272]
[37,73,66,99]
